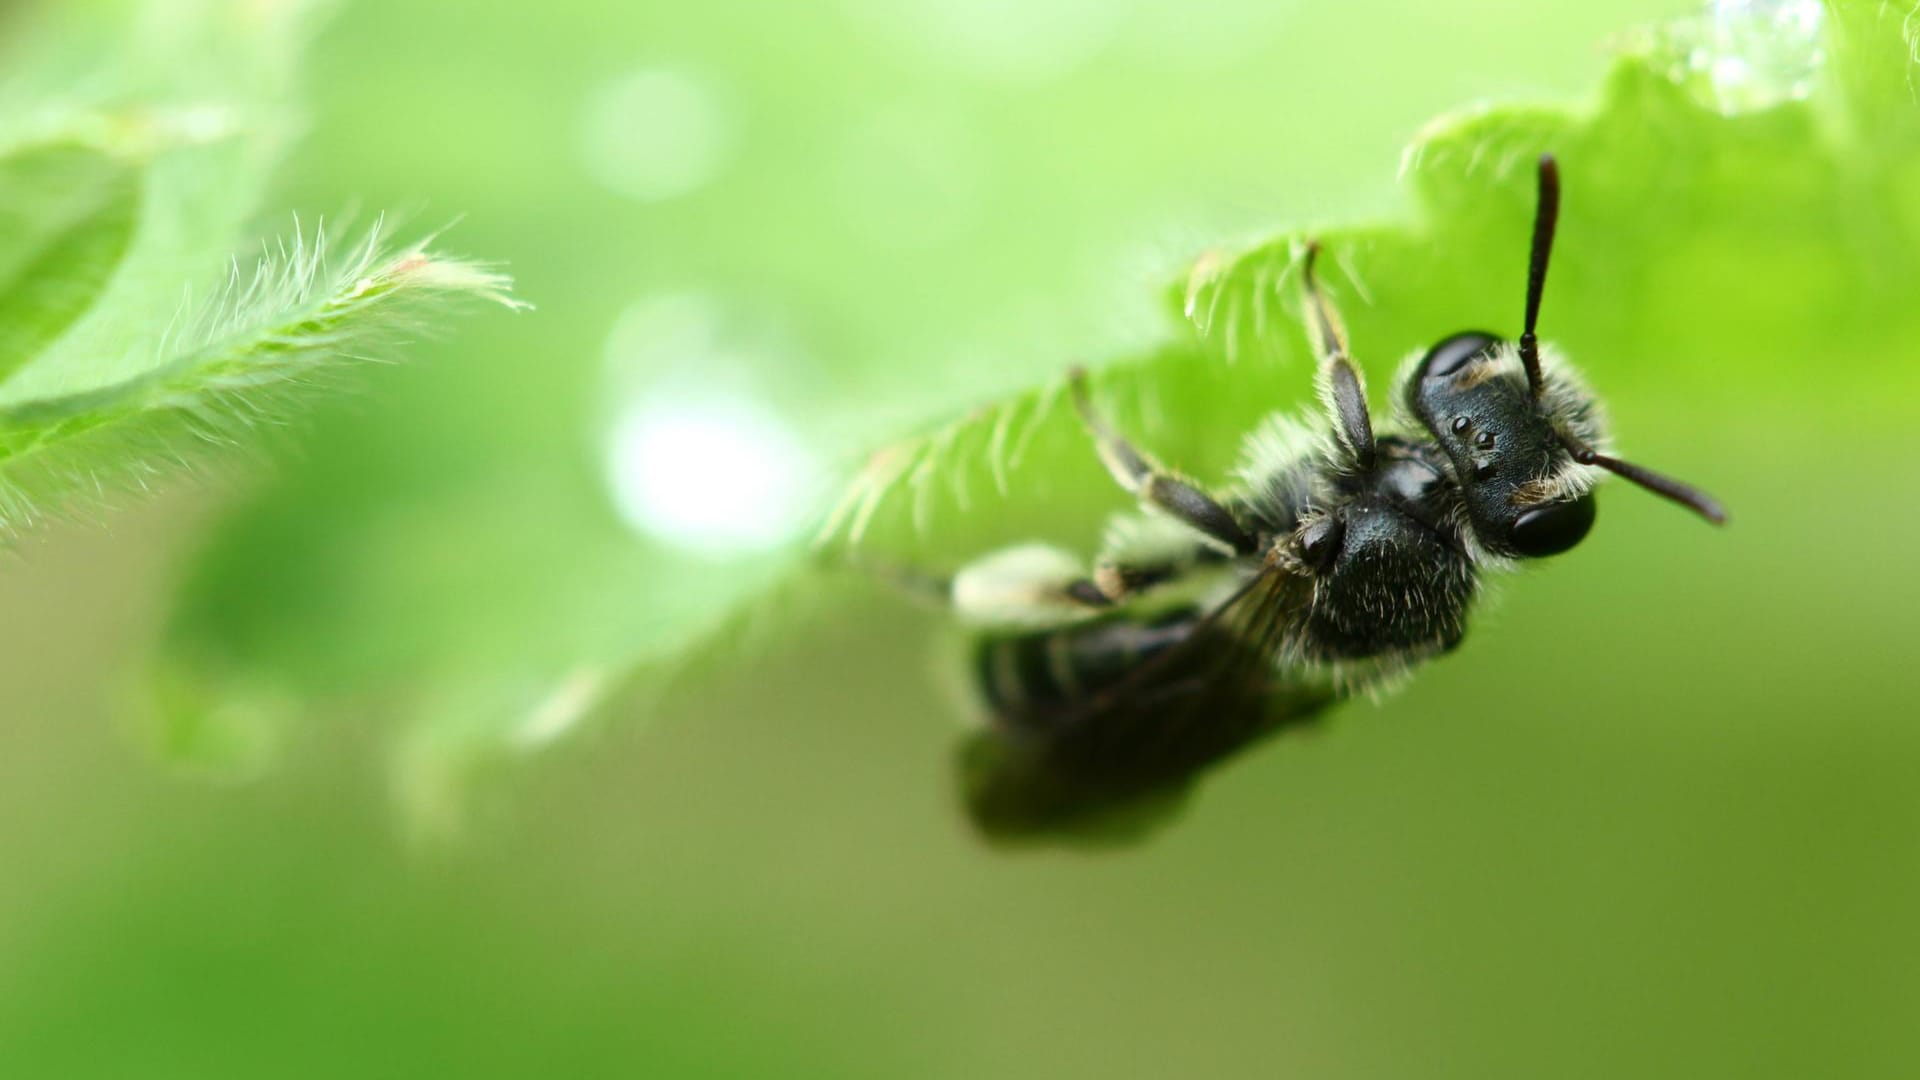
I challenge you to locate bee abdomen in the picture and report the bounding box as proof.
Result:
[974,612,1196,735]
[961,611,1339,846]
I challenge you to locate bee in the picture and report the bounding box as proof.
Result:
[929,155,1725,845]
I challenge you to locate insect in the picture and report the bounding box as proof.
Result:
[931,155,1725,845]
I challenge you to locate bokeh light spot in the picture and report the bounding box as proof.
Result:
[1666,0,1826,114]
[606,395,816,555]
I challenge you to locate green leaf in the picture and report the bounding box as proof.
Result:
[0,227,522,527]
[0,2,517,534]
[0,144,139,383]
[152,0,1920,833]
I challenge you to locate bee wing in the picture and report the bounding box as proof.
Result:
[1068,562,1331,760]
[960,562,1340,846]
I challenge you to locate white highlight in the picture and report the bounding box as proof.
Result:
[1672,0,1826,113]
[606,395,816,555]
[580,67,733,202]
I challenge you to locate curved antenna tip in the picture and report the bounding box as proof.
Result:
[1571,445,1728,527]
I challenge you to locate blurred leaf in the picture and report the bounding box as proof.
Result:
[154,0,1919,834]
[0,0,516,534]
[0,144,138,382]
[0,227,522,527]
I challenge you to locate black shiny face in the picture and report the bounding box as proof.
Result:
[1300,497,1472,658]
[1405,331,1595,559]
[1294,441,1476,658]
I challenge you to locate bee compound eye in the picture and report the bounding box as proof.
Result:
[1508,493,1597,558]
[1419,332,1502,380]
[1300,516,1345,573]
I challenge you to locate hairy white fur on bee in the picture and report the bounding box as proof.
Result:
[950,544,1093,629]
[1099,511,1210,569]
[1535,344,1611,446]
[1311,651,1430,701]
[1525,343,1615,502]
[1090,513,1208,600]
[1232,411,1338,530]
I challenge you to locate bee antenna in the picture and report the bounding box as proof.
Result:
[1519,154,1559,400]
[1564,439,1728,525]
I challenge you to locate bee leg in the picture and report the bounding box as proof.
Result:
[1300,243,1377,470]
[949,544,1115,627]
[1088,554,1188,603]
[842,544,1121,623]
[1067,369,1257,556]
[842,554,954,610]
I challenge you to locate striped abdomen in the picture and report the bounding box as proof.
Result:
[974,609,1198,734]
[961,609,1336,844]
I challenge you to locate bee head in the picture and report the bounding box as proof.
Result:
[1406,155,1725,559]
[1407,331,1598,557]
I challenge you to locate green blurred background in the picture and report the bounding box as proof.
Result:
[5,0,1920,1076]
